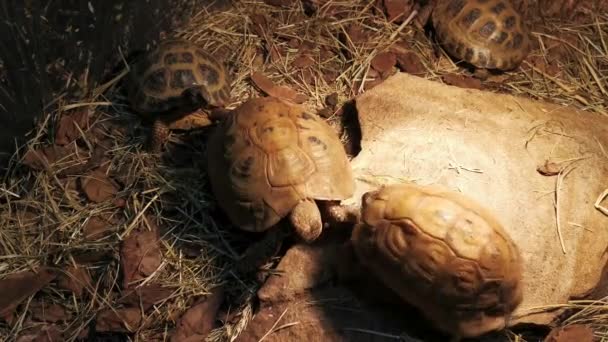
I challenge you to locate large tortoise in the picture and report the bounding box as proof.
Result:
[350,183,523,340]
[206,96,358,273]
[431,0,531,75]
[126,39,232,152]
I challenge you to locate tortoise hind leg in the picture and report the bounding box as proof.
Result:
[289,199,323,242]
[148,119,170,153]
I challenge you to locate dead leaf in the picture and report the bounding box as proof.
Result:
[16,324,62,342]
[250,13,268,37]
[57,264,93,298]
[544,324,594,342]
[441,74,482,90]
[0,268,57,319]
[21,144,83,173]
[170,287,224,342]
[120,216,163,289]
[30,302,68,323]
[396,51,426,76]
[382,0,414,23]
[344,25,368,45]
[80,168,120,203]
[118,284,177,311]
[325,93,339,108]
[83,215,116,241]
[292,54,315,68]
[371,52,397,74]
[96,307,142,333]
[318,108,334,119]
[55,109,89,146]
[250,72,307,104]
[537,160,563,176]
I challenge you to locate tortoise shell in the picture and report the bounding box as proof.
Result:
[127,39,231,116]
[351,183,523,338]
[432,0,531,70]
[206,97,354,233]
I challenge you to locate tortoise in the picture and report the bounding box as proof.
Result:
[126,39,232,152]
[206,96,358,274]
[350,183,523,341]
[431,0,531,77]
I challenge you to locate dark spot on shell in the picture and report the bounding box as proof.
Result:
[479,21,496,38]
[144,69,167,93]
[491,2,506,14]
[477,53,488,66]
[171,69,197,89]
[504,16,516,29]
[296,123,310,130]
[301,112,315,120]
[181,52,194,63]
[512,33,524,49]
[308,136,327,150]
[233,156,254,178]
[477,0,490,2]
[493,31,508,44]
[447,0,466,16]
[461,9,481,28]
[199,64,220,86]
[464,48,474,62]
[164,53,179,65]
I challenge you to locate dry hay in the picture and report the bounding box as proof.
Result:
[0,0,606,341]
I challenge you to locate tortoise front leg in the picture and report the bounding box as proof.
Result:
[289,198,323,242]
[322,201,361,225]
[148,118,170,153]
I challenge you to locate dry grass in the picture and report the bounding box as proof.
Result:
[0,0,607,341]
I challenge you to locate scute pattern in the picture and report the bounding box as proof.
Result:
[432,0,530,70]
[351,183,523,338]
[206,97,354,233]
[128,39,231,116]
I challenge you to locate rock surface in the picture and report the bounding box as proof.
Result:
[346,72,608,326]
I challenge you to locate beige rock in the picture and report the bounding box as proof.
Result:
[347,72,608,326]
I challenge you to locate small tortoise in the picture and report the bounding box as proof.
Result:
[350,183,523,340]
[127,39,232,152]
[431,0,531,74]
[206,96,358,273]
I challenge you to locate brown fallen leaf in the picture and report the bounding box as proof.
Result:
[537,160,563,176]
[441,74,483,90]
[371,52,397,74]
[80,168,120,203]
[170,287,224,342]
[382,0,415,23]
[344,24,368,45]
[30,302,68,323]
[0,268,57,319]
[396,51,426,76]
[21,144,84,173]
[120,216,163,289]
[55,109,90,146]
[292,54,315,68]
[96,307,142,333]
[544,324,594,342]
[83,215,116,241]
[16,324,62,342]
[118,284,177,311]
[250,72,307,104]
[57,264,93,298]
[250,13,268,38]
[325,93,339,108]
